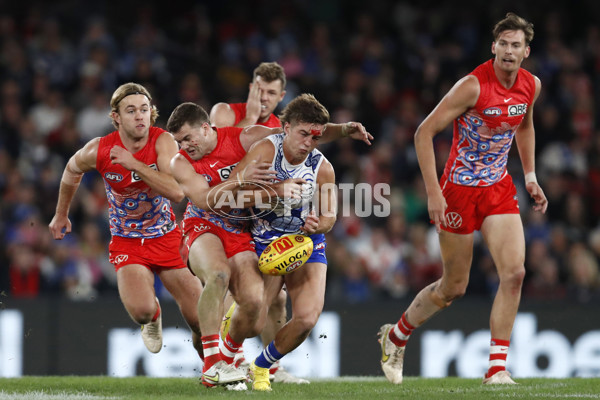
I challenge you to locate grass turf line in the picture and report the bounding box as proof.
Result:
[0,377,599,399]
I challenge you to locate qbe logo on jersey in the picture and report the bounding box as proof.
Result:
[218,163,238,181]
[508,103,527,116]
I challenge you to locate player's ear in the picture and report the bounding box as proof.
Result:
[279,90,286,102]
[283,122,290,135]
[524,46,530,59]
[491,41,496,55]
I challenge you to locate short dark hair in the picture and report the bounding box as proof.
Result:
[493,12,534,45]
[279,94,330,126]
[254,62,286,90]
[166,102,210,134]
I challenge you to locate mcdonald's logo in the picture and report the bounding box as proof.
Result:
[273,237,294,254]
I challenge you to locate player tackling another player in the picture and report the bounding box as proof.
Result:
[379,12,547,385]
[166,97,371,390]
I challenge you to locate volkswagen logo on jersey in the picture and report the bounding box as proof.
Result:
[445,212,463,229]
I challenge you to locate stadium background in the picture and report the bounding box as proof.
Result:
[1,0,600,378]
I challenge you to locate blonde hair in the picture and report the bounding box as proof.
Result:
[109,82,159,129]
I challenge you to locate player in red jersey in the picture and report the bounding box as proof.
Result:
[48,83,203,358]
[378,13,548,385]
[210,61,305,383]
[167,101,371,389]
[210,61,286,129]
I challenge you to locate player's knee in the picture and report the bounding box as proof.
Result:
[438,281,467,304]
[130,303,157,324]
[206,269,230,289]
[294,310,321,333]
[499,265,526,289]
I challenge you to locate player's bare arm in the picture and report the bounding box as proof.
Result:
[239,125,283,152]
[169,153,212,209]
[169,150,272,211]
[321,122,373,146]
[414,75,480,232]
[301,160,336,235]
[110,132,184,203]
[515,75,547,213]
[49,138,99,240]
[209,102,237,128]
[228,139,304,206]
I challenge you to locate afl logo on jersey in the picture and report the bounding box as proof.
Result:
[104,172,123,182]
[483,107,501,117]
[508,104,528,116]
[203,174,212,183]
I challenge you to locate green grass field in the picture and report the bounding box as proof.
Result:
[1,376,599,400]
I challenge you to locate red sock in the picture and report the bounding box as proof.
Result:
[268,360,281,375]
[220,333,242,365]
[201,334,221,372]
[389,312,415,347]
[486,338,510,378]
[151,301,160,322]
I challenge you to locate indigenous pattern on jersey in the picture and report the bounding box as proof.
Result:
[251,133,325,246]
[181,126,249,234]
[96,127,176,238]
[229,103,282,128]
[442,59,536,187]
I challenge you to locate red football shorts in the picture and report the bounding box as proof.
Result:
[439,174,520,234]
[108,226,186,272]
[181,217,255,264]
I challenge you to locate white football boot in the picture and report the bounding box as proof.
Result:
[202,360,247,387]
[378,323,405,384]
[270,363,310,384]
[483,370,517,385]
[140,297,162,353]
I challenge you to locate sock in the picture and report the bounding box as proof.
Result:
[389,312,415,347]
[201,334,221,372]
[486,338,510,378]
[269,361,281,375]
[255,341,284,369]
[151,301,161,322]
[220,333,243,365]
[234,348,246,368]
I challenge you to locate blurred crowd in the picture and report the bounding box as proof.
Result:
[1,1,599,305]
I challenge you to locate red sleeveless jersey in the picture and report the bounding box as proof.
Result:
[229,103,281,128]
[181,126,249,233]
[442,59,536,187]
[96,127,176,238]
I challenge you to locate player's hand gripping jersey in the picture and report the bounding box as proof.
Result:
[251,133,325,246]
